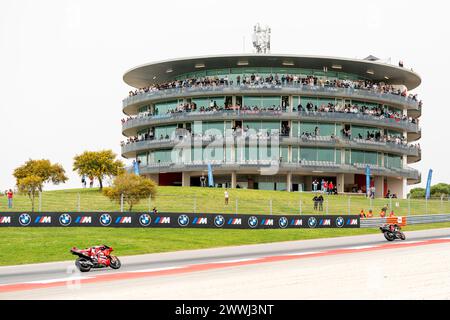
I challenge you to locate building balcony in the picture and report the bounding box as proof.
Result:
[134,160,420,183]
[121,135,421,161]
[122,84,421,115]
[122,110,420,137]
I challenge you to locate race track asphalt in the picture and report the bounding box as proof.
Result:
[1,228,450,299]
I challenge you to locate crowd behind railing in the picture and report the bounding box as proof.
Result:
[122,100,420,128]
[120,125,421,152]
[126,74,421,104]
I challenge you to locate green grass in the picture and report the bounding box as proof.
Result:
[1,223,450,266]
[0,186,449,216]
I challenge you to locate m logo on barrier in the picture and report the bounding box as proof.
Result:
[115,217,132,224]
[290,219,303,226]
[154,217,171,224]
[75,217,92,224]
[319,219,331,226]
[227,218,242,225]
[0,216,11,224]
[35,216,52,224]
[347,219,359,226]
[192,217,208,225]
[261,219,274,226]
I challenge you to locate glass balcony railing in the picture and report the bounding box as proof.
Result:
[121,135,421,158]
[135,161,420,180]
[122,110,420,133]
[123,84,420,110]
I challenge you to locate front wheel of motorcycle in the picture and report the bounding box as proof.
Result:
[398,232,406,241]
[384,232,395,242]
[109,256,121,270]
[75,258,92,272]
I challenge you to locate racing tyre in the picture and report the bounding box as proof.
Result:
[383,232,395,242]
[75,258,92,272]
[109,256,121,270]
[398,232,406,241]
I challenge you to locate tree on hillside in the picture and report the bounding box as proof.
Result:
[73,150,125,190]
[103,173,157,211]
[430,183,450,197]
[409,183,450,199]
[13,159,68,211]
[17,176,44,212]
[409,187,426,199]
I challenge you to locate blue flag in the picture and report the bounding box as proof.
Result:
[365,165,371,196]
[207,163,214,187]
[425,169,433,200]
[133,160,140,175]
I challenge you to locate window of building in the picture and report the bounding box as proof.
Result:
[154,125,177,140]
[137,153,148,166]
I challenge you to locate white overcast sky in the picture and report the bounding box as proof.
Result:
[0,0,449,191]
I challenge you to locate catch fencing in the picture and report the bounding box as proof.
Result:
[1,191,449,217]
[360,213,450,228]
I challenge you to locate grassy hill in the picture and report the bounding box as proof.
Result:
[0,186,448,216]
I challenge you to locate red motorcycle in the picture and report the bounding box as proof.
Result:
[70,245,121,272]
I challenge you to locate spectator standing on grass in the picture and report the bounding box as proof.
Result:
[200,175,206,188]
[313,195,319,211]
[81,175,87,188]
[321,179,325,192]
[224,190,229,205]
[312,179,319,192]
[6,189,13,209]
[89,176,94,188]
[328,181,334,195]
[318,194,324,211]
[323,181,328,194]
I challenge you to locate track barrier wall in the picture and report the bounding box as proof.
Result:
[0,212,360,229]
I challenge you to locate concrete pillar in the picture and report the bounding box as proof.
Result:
[231,172,237,189]
[287,173,292,192]
[374,176,384,198]
[402,178,407,200]
[337,173,345,194]
[305,176,313,192]
[182,172,190,187]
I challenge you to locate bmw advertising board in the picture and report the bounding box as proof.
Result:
[0,213,360,229]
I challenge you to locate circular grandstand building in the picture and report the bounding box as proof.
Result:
[121,54,422,199]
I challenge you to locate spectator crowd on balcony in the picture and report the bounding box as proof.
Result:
[121,121,420,152]
[122,99,419,128]
[127,73,421,105]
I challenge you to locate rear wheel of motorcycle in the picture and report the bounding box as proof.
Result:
[384,232,395,242]
[75,258,92,272]
[109,256,121,270]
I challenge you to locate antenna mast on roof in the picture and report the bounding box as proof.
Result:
[252,23,271,54]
